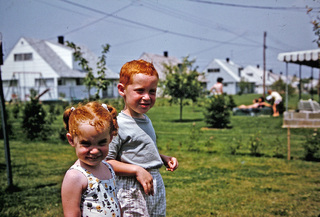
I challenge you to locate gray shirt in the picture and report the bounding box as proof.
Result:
[107,111,163,169]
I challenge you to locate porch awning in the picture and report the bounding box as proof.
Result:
[277,49,320,68]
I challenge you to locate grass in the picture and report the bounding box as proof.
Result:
[1,94,320,216]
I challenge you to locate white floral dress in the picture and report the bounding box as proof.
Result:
[70,161,121,217]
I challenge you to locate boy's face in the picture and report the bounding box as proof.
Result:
[118,73,158,118]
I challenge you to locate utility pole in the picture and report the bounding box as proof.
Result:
[0,33,13,188]
[263,31,267,98]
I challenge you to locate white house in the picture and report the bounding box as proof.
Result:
[241,65,276,94]
[1,37,119,102]
[139,51,181,81]
[202,58,255,95]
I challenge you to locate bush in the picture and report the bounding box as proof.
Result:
[304,129,320,161]
[203,95,231,128]
[249,131,263,156]
[21,98,52,140]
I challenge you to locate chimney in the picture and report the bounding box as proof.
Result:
[238,67,243,77]
[58,36,64,45]
[226,58,230,63]
[164,51,168,57]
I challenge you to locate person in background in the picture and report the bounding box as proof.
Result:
[210,77,224,95]
[61,102,121,217]
[107,59,179,216]
[266,90,283,117]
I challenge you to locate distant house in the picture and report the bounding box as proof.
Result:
[241,65,276,94]
[1,37,119,102]
[202,58,255,95]
[139,52,181,81]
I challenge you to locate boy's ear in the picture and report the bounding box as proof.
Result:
[66,133,75,147]
[117,83,125,97]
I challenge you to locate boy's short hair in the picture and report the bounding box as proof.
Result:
[119,59,159,87]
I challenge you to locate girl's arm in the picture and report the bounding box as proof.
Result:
[107,159,154,196]
[61,169,87,217]
[160,154,179,172]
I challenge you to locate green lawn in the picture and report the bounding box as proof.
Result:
[0,94,320,216]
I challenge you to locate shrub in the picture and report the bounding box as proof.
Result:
[21,97,52,140]
[11,103,21,119]
[304,129,320,161]
[249,131,263,156]
[203,95,231,128]
[228,137,242,155]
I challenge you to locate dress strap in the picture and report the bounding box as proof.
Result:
[102,161,116,178]
[69,164,92,178]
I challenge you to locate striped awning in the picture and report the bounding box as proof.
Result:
[277,49,320,68]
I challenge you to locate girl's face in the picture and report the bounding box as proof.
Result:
[119,73,158,118]
[68,123,111,168]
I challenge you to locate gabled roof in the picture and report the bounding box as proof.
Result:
[23,37,119,79]
[24,37,85,78]
[242,65,275,85]
[139,52,181,80]
[203,59,243,82]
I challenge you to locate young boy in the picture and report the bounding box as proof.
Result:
[107,59,178,216]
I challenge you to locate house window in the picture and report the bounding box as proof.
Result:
[58,79,64,86]
[207,68,220,73]
[76,78,83,85]
[14,53,33,61]
[35,78,54,87]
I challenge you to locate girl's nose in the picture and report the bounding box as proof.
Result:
[90,147,100,154]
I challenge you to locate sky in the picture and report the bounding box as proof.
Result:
[1,0,320,78]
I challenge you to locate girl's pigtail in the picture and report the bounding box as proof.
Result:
[107,105,118,136]
[63,107,74,132]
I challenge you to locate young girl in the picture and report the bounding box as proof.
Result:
[61,101,121,217]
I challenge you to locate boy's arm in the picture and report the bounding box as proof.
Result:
[160,154,178,172]
[107,159,154,196]
[61,169,87,217]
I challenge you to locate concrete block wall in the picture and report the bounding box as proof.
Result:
[283,111,320,128]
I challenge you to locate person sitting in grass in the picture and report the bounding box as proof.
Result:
[61,102,121,217]
[238,99,260,109]
[107,59,179,216]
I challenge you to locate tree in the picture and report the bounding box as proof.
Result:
[307,6,320,47]
[95,44,111,99]
[271,77,295,96]
[161,56,203,121]
[66,41,111,100]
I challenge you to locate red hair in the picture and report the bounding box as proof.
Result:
[119,59,159,87]
[63,101,118,138]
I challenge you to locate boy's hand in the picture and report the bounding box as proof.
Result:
[166,157,178,172]
[136,167,154,196]
[160,155,179,172]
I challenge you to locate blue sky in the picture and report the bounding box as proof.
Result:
[1,0,319,78]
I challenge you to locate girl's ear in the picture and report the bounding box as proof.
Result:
[117,83,125,97]
[66,133,75,147]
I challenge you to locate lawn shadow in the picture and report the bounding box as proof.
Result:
[172,118,203,123]
[35,183,57,189]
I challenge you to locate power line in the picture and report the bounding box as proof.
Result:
[187,0,320,11]
[57,0,259,47]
